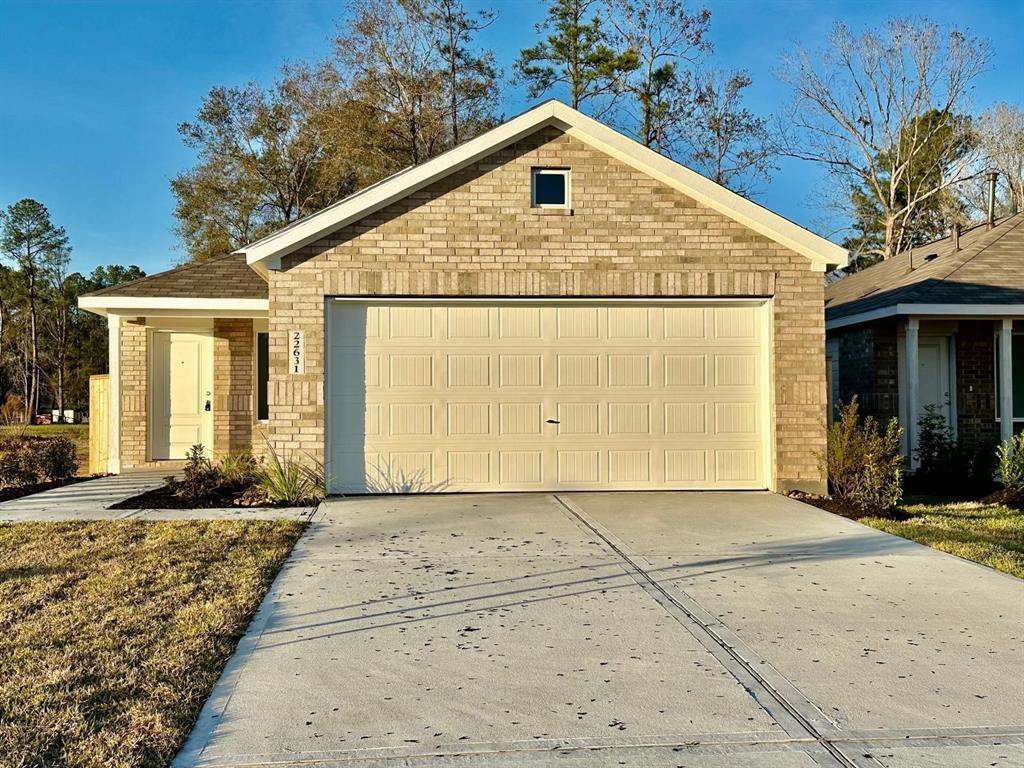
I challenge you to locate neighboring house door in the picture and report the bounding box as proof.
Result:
[918,337,953,426]
[150,331,214,460]
[327,301,770,493]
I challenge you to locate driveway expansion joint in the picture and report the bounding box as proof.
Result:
[551,494,858,768]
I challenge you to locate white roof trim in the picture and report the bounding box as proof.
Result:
[79,296,269,317]
[237,100,848,270]
[826,303,1024,330]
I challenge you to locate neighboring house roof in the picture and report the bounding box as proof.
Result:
[826,213,1024,327]
[237,99,848,272]
[78,253,269,316]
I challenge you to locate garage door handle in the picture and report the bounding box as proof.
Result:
[546,419,560,424]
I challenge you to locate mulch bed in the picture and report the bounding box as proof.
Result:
[0,475,99,504]
[109,484,293,510]
[787,491,893,520]
[980,486,1024,510]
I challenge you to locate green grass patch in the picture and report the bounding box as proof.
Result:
[0,519,305,768]
[858,501,1024,579]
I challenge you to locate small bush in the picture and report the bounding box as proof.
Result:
[821,397,904,513]
[912,407,997,497]
[37,436,79,481]
[997,432,1024,489]
[177,445,220,504]
[256,445,324,505]
[217,450,260,487]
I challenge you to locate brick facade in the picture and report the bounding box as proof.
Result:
[834,320,899,421]
[956,320,999,449]
[266,127,828,492]
[831,317,1001,454]
[118,318,258,469]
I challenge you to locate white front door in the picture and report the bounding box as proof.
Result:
[327,301,770,494]
[917,337,952,425]
[151,331,214,460]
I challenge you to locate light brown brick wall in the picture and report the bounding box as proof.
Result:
[264,127,826,491]
[118,319,260,469]
[213,318,256,457]
[119,320,149,468]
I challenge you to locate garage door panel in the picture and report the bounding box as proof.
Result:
[328,302,768,492]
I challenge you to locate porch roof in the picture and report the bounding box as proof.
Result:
[825,214,1024,328]
[78,254,269,317]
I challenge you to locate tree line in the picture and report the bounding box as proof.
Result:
[0,200,143,423]
[173,0,1024,272]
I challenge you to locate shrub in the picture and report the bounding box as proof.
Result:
[217,450,260,487]
[997,432,1024,489]
[820,397,904,513]
[912,407,997,497]
[256,445,324,505]
[0,434,79,487]
[177,445,220,504]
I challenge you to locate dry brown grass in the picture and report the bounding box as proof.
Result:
[0,520,304,768]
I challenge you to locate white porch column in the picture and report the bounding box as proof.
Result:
[999,318,1014,445]
[107,314,121,474]
[905,317,920,463]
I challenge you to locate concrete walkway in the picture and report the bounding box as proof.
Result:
[176,492,1024,768]
[0,471,313,521]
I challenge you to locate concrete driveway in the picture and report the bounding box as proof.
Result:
[177,493,1024,768]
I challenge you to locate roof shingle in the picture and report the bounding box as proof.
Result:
[825,214,1024,321]
[83,254,268,300]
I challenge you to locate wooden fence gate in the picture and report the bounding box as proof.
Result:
[89,374,109,474]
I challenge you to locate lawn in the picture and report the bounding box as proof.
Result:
[0,520,305,768]
[858,499,1024,579]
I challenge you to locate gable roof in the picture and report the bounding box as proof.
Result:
[826,214,1024,325]
[78,253,269,316]
[237,100,848,271]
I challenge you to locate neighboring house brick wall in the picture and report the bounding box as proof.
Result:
[832,320,898,422]
[267,127,828,492]
[956,320,999,450]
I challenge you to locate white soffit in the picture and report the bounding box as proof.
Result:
[237,100,848,271]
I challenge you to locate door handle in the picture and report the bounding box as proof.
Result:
[205,400,211,412]
[546,419,559,424]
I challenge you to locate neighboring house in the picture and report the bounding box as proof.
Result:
[79,100,846,494]
[825,213,1024,463]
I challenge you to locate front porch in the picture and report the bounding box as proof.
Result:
[829,310,1024,464]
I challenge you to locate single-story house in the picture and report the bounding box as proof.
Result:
[79,100,847,494]
[825,213,1024,462]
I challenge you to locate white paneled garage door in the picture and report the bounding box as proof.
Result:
[327,301,770,493]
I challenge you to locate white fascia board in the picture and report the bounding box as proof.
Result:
[826,303,1024,331]
[238,100,848,271]
[78,296,269,317]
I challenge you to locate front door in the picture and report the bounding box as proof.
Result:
[918,337,952,426]
[151,331,213,460]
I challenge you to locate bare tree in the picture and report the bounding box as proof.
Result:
[419,0,498,145]
[337,0,448,165]
[606,0,710,151]
[974,103,1024,214]
[684,69,775,196]
[777,18,991,260]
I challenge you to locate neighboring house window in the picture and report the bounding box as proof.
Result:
[532,168,570,208]
[994,334,1024,420]
[256,332,269,421]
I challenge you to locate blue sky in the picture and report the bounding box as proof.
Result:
[1,0,1022,276]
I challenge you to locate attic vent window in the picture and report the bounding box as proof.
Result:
[532,167,570,208]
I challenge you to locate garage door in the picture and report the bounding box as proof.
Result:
[327,301,769,493]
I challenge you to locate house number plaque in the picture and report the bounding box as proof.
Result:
[289,330,305,374]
